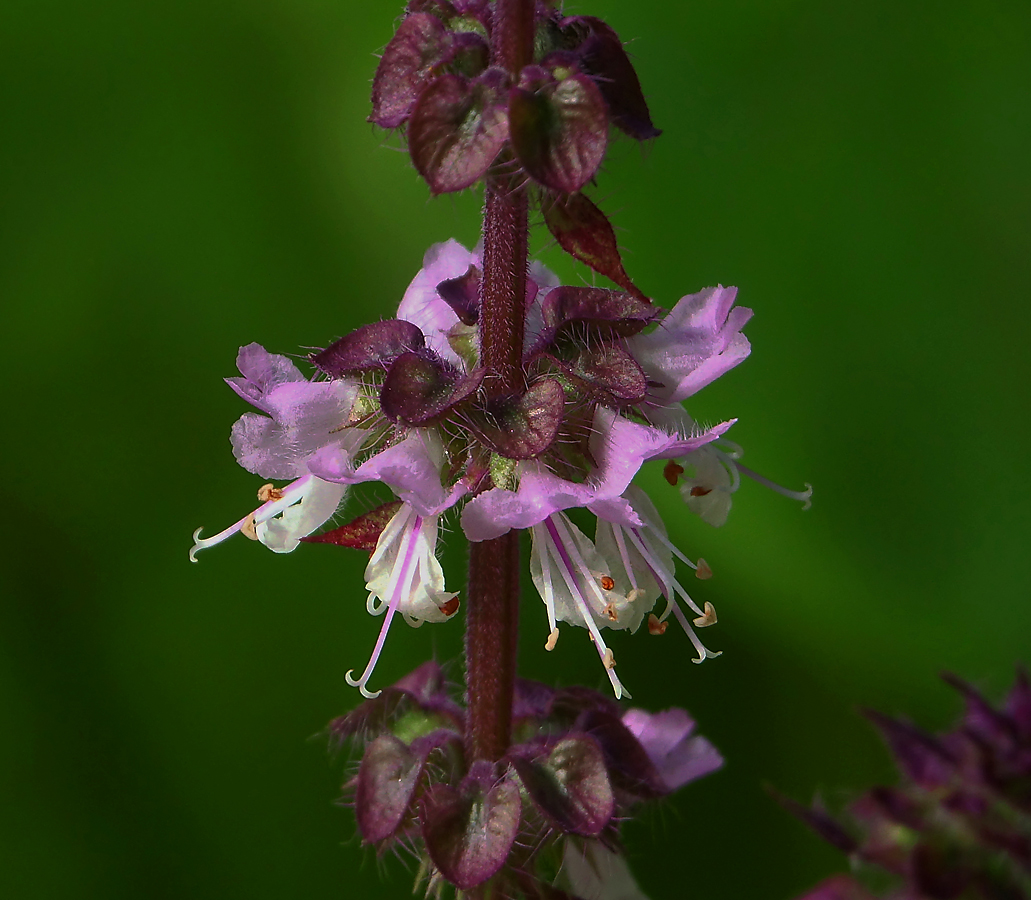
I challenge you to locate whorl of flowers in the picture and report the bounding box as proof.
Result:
[330,660,722,896]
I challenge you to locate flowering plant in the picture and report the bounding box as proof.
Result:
[191,1,809,896]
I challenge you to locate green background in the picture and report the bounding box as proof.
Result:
[2,0,1029,897]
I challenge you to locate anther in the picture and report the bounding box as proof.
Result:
[648,613,668,635]
[438,595,460,617]
[257,483,284,503]
[240,515,258,541]
[627,588,646,603]
[599,575,615,591]
[690,485,712,497]
[602,648,616,669]
[693,601,717,627]
[664,461,685,486]
[695,558,713,580]
[603,602,619,622]
[545,628,559,651]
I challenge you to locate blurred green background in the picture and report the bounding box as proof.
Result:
[2,0,1029,897]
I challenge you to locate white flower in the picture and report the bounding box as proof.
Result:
[346,503,458,699]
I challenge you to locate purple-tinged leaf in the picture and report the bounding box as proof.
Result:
[568,344,648,403]
[371,13,453,129]
[863,710,958,788]
[540,286,656,342]
[558,16,661,141]
[437,264,481,325]
[512,678,556,722]
[410,69,510,193]
[466,377,564,460]
[577,709,666,799]
[767,787,859,854]
[421,761,521,890]
[509,735,614,836]
[380,351,484,425]
[549,686,622,726]
[301,501,402,551]
[544,192,646,299]
[312,320,425,377]
[509,66,608,193]
[355,734,427,843]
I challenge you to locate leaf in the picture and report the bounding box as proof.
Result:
[559,16,661,141]
[355,734,427,844]
[409,69,509,193]
[420,761,522,890]
[540,286,655,342]
[509,66,608,194]
[544,193,646,299]
[465,378,565,460]
[311,320,425,377]
[379,351,484,425]
[301,501,403,551]
[509,736,614,836]
[370,13,453,129]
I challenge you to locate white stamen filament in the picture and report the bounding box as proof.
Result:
[536,526,560,635]
[625,527,705,618]
[543,516,631,700]
[670,601,722,664]
[346,512,423,699]
[190,474,315,562]
[734,462,813,509]
[611,526,638,592]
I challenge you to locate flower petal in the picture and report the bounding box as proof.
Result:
[224,342,305,413]
[397,239,479,365]
[628,285,752,402]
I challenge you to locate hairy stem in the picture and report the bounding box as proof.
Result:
[464,0,533,764]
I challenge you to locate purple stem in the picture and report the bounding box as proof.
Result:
[464,0,533,765]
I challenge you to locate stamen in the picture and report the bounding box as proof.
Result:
[670,602,722,664]
[534,526,560,634]
[696,558,713,580]
[690,485,712,497]
[543,516,631,700]
[648,613,667,635]
[602,649,616,669]
[189,475,315,562]
[599,575,615,591]
[257,483,284,503]
[603,602,619,622]
[693,601,717,627]
[438,595,460,617]
[611,526,638,591]
[663,461,684,486]
[625,529,705,617]
[735,463,813,508]
[632,516,698,571]
[545,628,559,651]
[347,515,423,699]
[627,588,646,603]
